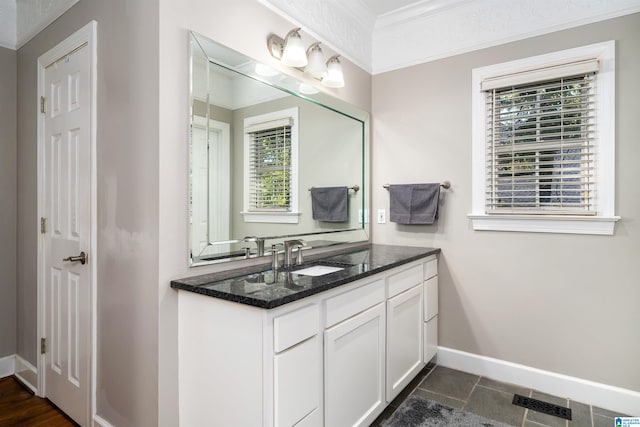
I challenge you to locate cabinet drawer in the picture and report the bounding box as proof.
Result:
[274,304,320,353]
[424,256,438,280]
[325,279,385,328]
[387,264,423,298]
[424,276,438,321]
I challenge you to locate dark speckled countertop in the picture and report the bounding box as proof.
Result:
[171,244,440,309]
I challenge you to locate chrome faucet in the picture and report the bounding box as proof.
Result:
[283,239,305,268]
[242,236,265,257]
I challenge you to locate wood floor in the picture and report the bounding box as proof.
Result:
[0,376,77,427]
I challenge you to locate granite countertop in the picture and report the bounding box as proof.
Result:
[171,244,440,309]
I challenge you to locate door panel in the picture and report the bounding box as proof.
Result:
[324,303,385,427]
[43,42,91,426]
[386,284,424,401]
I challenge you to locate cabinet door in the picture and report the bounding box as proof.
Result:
[274,335,321,427]
[424,316,438,363]
[386,284,424,401]
[324,303,386,427]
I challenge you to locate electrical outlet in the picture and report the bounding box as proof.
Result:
[377,209,386,224]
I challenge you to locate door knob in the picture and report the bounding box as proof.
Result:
[63,251,87,265]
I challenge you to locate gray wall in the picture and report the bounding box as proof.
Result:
[372,13,640,391]
[17,0,160,425]
[0,46,17,359]
[14,0,371,425]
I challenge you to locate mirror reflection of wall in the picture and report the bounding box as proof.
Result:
[189,31,368,266]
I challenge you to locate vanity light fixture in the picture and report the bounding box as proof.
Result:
[268,28,307,67]
[322,55,344,88]
[267,28,345,89]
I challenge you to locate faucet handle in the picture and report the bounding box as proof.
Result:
[271,243,283,272]
[296,246,304,265]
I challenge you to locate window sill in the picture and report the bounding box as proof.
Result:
[241,211,301,224]
[468,214,620,235]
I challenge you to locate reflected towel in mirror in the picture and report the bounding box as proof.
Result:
[311,186,349,222]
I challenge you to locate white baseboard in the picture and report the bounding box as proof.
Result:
[0,354,15,378]
[14,355,38,394]
[436,346,640,416]
[94,415,115,427]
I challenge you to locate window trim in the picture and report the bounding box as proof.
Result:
[242,107,300,224]
[469,41,619,235]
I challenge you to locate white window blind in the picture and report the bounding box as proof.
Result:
[247,117,293,211]
[485,71,597,215]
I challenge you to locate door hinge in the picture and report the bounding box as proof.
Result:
[41,337,46,354]
[40,217,47,234]
[40,96,46,114]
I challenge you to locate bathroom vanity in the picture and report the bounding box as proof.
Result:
[172,244,440,426]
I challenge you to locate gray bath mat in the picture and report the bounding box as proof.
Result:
[383,395,514,427]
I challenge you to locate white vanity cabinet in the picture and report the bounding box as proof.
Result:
[273,304,322,427]
[424,255,439,362]
[178,294,323,427]
[324,279,386,427]
[386,264,424,402]
[177,253,439,427]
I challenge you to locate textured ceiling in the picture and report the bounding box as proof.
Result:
[0,0,78,50]
[359,0,423,16]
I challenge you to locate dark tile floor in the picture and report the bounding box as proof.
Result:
[371,364,630,427]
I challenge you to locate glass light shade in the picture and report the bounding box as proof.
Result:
[322,57,344,88]
[255,63,279,77]
[299,83,319,94]
[281,31,308,67]
[305,45,327,79]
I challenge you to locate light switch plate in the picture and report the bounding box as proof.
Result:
[377,209,386,223]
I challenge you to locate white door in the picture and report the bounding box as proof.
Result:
[190,118,230,259]
[41,40,92,426]
[324,303,386,427]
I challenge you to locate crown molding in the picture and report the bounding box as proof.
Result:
[372,0,640,74]
[261,0,640,76]
[375,0,472,29]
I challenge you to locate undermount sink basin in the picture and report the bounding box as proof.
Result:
[292,265,345,276]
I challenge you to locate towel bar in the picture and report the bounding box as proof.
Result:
[308,185,360,192]
[383,181,450,190]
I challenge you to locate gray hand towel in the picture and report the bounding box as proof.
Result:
[311,186,349,222]
[390,184,440,225]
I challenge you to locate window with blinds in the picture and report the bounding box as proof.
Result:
[470,41,618,235]
[246,118,293,211]
[484,66,597,215]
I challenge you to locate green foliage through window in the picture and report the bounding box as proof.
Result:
[248,126,292,211]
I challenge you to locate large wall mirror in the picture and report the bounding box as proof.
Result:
[190,31,369,266]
